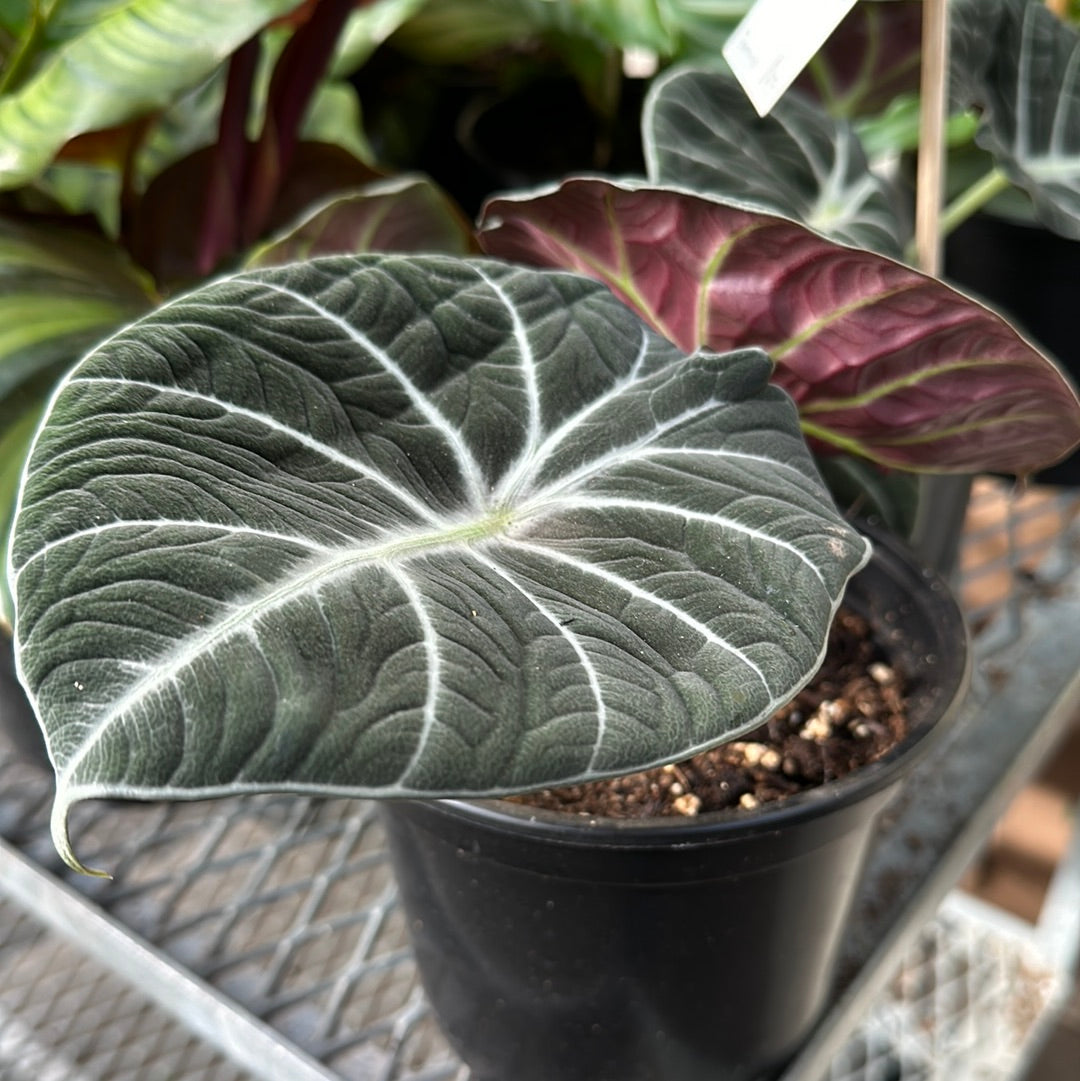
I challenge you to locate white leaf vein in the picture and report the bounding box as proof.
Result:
[521,395,722,506]
[535,496,827,586]
[472,265,541,474]
[51,525,472,791]
[485,560,608,772]
[66,375,441,525]
[494,326,651,503]
[503,539,776,698]
[384,564,442,786]
[253,279,488,510]
[14,519,331,581]
[638,446,818,484]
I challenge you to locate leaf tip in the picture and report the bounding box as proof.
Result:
[51,795,111,879]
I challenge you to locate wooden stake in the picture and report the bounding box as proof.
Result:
[914,0,949,276]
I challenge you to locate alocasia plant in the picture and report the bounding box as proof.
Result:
[11,255,871,871]
[11,231,1080,876]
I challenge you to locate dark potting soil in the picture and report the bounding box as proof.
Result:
[513,607,908,818]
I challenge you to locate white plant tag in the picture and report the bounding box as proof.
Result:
[723,0,859,116]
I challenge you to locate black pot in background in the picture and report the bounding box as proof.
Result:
[0,629,49,768]
[945,212,1080,485]
[380,529,970,1081]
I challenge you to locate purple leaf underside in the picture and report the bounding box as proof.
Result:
[479,180,1080,475]
[250,178,475,267]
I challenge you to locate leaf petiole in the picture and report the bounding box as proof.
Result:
[902,166,1012,263]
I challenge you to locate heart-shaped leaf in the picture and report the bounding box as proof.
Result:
[247,176,475,267]
[643,68,908,257]
[478,179,1080,474]
[11,255,869,871]
[952,0,1080,239]
[0,0,302,189]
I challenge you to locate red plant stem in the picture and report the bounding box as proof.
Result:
[118,115,152,241]
[240,0,362,247]
[196,35,261,275]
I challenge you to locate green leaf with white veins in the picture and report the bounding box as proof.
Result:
[952,0,1080,239]
[11,255,869,873]
[644,67,908,258]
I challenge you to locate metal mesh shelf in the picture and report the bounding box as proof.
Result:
[827,891,1070,1081]
[0,897,252,1081]
[1,478,1078,1081]
[0,778,464,1081]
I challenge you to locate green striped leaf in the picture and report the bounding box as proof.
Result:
[0,0,302,188]
[0,214,154,395]
[0,213,155,623]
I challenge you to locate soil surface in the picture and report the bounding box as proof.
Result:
[513,608,908,818]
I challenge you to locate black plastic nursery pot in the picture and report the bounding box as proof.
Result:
[379,528,970,1081]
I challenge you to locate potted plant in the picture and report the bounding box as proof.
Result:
[0,0,729,753]
[9,209,1080,1081]
[5,4,1080,1081]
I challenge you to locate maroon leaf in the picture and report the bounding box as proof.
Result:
[241,0,361,245]
[248,176,476,266]
[795,0,923,118]
[196,36,262,276]
[478,179,1080,475]
[128,141,377,289]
